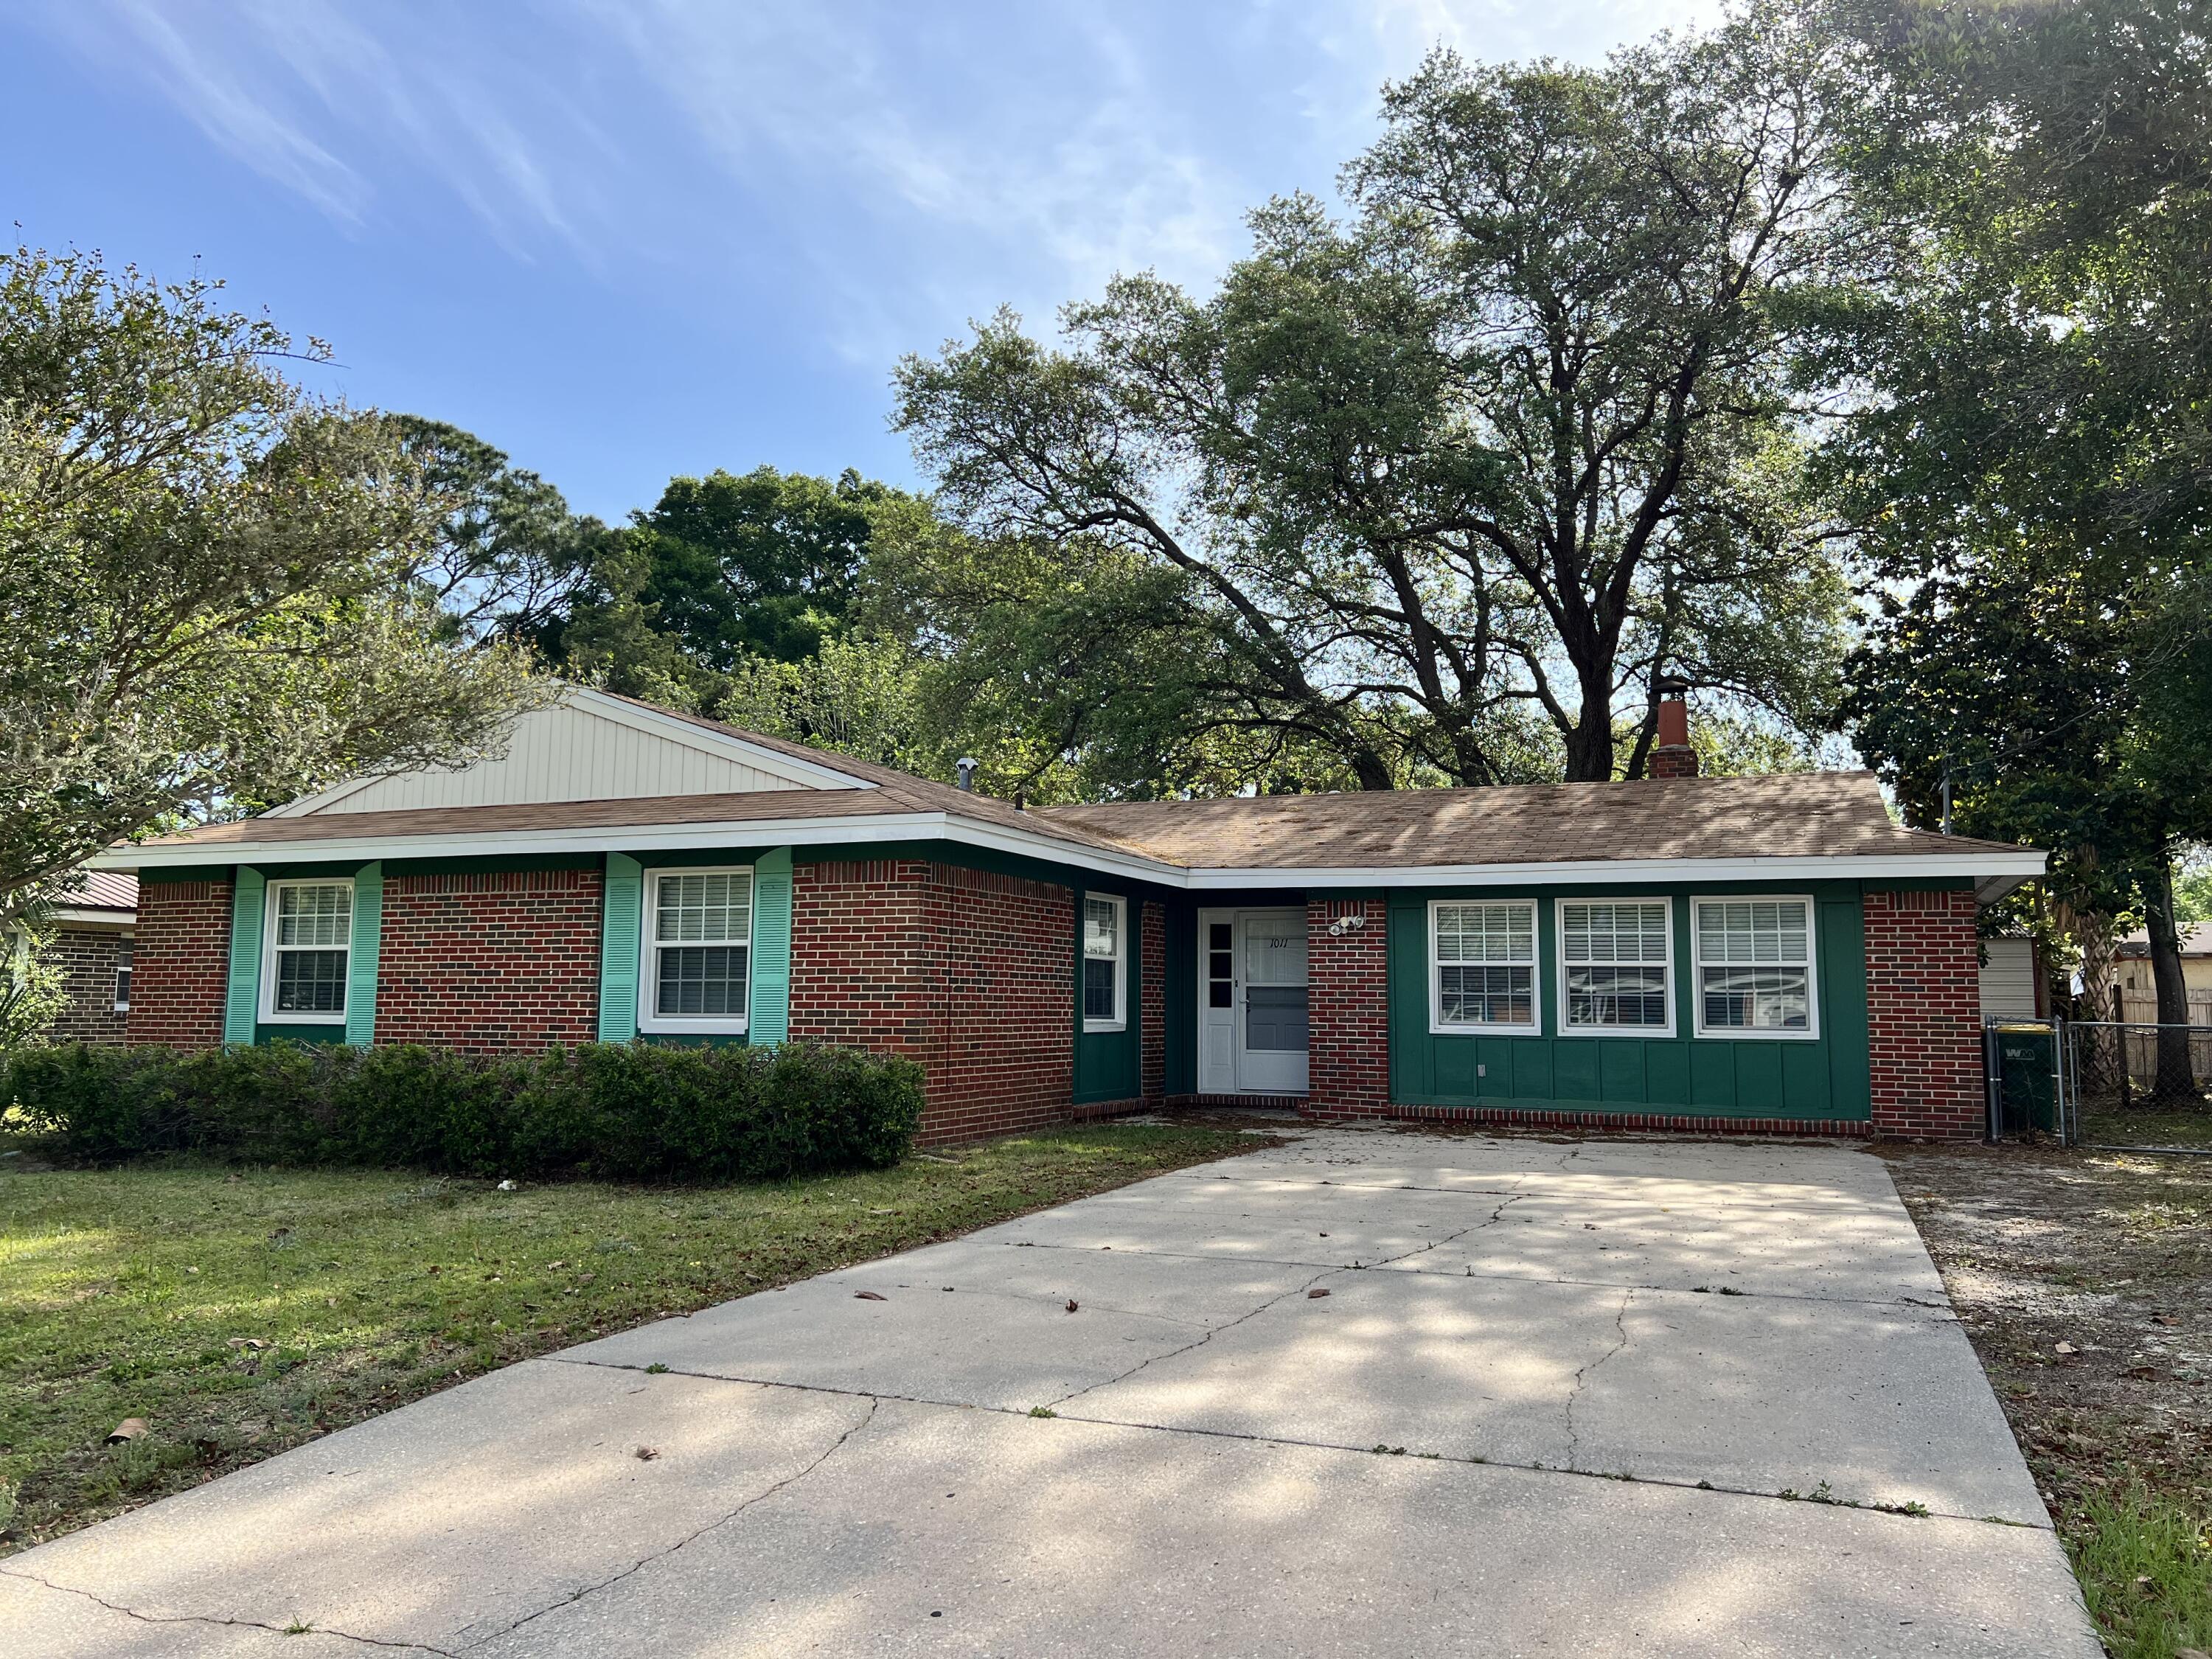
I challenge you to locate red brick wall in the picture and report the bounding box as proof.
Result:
[1865,887,1985,1140]
[790,858,1077,1144]
[1141,900,1165,1102]
[127,879,231,1048]
[48,925,131,1046]
[375,869,602,1051]
[1306,897,1389,1113]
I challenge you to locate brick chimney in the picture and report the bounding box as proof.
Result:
[1649,677,1699,779]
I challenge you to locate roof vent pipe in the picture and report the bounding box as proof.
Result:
[956,757,978,792]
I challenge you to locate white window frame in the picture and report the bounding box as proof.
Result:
[1428,898,1540,1035]
[260,877,354,1026]
[1555,896,1677,1039]
[1082,893,1127,1034]
[1691,894,1820,1041]
[114,936,133,1012]
[639,866,755,1035]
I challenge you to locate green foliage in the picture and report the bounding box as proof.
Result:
[0,246,546,956]
[2066,1484,2212,1659]
[892,15,1854,786]
[387,415,617,645]
[4,1040,924,1183]
[549,467,921,713]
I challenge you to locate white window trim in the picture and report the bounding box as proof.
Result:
[1428,898,1540,1035]
[1082,893,1128,1034]
[1691,894,1820,1041]
[639,865,755,1035]
[259,877,353,1026]
[114,936,133,1013]
[1555,895,1677,1040]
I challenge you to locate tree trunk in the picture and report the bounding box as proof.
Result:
[2059,898,2123,1096]
[2144,856,2200,1105]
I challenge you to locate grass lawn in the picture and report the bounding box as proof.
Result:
[2081,1106,2212,1154]
[0,1121,1264,1557]
[1886,1141,2212,1659]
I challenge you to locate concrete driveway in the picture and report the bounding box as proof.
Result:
[3,1128,2099,1657]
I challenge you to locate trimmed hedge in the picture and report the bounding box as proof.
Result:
[1,1040,925,1181]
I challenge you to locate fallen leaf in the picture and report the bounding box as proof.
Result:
[854,1291,887,1301]
[633,1447,659,1461]
[1308,1288,1332,1299]
[2055,1341,2078,1355]
[226,1338,269,1351]
[105,1418,148,1444]
[1065,1299,1079,1313]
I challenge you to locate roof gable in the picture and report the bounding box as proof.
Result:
[265,688,873,817]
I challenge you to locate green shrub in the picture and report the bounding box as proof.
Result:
[1,1040,925,1182]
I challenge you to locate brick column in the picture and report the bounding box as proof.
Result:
[1141,900,1165,1102]
[1865,888,1985,1139]
[127,877,232,1048]
[1306,897,1388,1116]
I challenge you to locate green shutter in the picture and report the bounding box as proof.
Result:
[223,867,266,1046]
[344,862,382,1048]
[749,847,793,1046]
[599,853,643,1043]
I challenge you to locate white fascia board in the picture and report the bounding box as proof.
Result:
[49,908,135,928]
[91,810,1182,888]
[94,811,2047,897]
[1182,852,2048,889]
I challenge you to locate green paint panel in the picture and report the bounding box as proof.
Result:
[1073,883,1142,1105]
[749,847,793,1046]
[1163,902,1197,1096]
[223,869,265,1046]
[1387,880,1874,1122]
[344,862,382,1048]
[598,853,642,1043]
[254,1023,344,1046]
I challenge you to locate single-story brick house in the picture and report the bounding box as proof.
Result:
[42,870,137,1046]
[93,686,2044,1143]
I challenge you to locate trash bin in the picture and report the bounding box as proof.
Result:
[1991,1024,2059,1135]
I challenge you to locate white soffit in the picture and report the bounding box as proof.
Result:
[262,689,872,817]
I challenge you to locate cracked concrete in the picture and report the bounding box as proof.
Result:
[4,1127,2098,1656]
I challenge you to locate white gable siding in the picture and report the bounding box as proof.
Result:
[1979,936,2040,1020]
[272,699,858,816]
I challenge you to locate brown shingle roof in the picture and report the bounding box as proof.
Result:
[119,693,2034,877]
[1034,772,2025,869]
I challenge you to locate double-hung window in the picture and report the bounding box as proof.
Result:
[641,869,753,1033]
[1693,897,1817,1037]
[1082,894,1126,1032]
[1431,900,1537,1032]
[1559,899,1673,1035]
[262,879,352,1023]
[114,940,133,1012]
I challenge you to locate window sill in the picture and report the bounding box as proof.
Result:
[1430,1020,1541,1037]
[639,1023,751,1037]
[1082,1019,1127,1035]
[1694,1026,1820,1042]
[1559,1025,1677,1040]
[259,1014,347,1026]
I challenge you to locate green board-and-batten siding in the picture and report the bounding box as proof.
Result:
[1072,882,1144,1105]
[597,852,643,1043]
[748,847,793,1045]
[1386,883,1875,1123]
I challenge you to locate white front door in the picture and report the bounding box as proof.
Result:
[1197,908,1310,1095]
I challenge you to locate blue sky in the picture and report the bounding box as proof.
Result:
[5,1,1716,524]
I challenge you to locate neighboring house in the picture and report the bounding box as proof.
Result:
[2116,925,2212,1001]
[91,686,2045,1144]
[46,871,137,1045]
[1978,936,2046,1021]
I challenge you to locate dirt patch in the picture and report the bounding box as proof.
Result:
[1884,1139,2212,1655]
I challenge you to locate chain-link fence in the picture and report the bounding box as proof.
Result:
[1985,1015,2212,1149]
